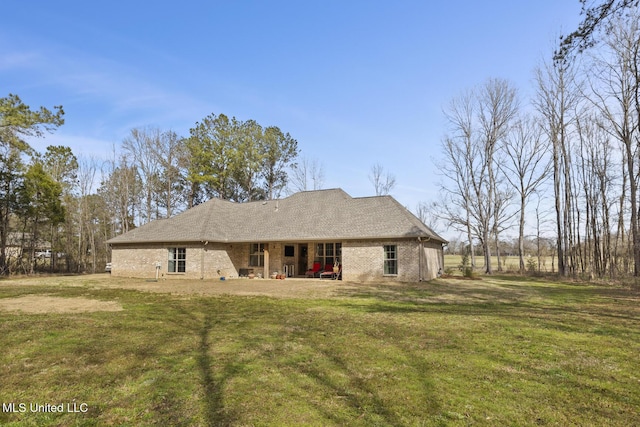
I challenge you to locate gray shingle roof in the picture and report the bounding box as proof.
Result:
[107,188,447,244]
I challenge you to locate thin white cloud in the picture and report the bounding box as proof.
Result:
[0,51,42,71]
[26,132,115,161]
[2,39,218,148]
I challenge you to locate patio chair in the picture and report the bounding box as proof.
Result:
[320,263,333,277]
[320,265,341,280]
[305,262,322,278]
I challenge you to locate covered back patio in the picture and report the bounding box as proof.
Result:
[230,241,342,280]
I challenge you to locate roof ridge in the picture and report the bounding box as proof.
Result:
[196,197,239,241]
[386,196,448,243]
[352,194,390,200]
[197,200,218,241]
[292,187,349,195]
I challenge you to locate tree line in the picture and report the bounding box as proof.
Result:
[101,114,301,233]
[435,3,640,278]
[1,92,399,276]
[0,102,325,275]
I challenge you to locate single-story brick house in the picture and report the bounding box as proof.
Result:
[107,189,447,282]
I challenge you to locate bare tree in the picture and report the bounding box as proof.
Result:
[76,156,98,272]
[415,201,441,232]
[440,78,519,274]
[584,10,640,275]
[500,115,552,273]
[288,156,325,193]
[152,130,187,218]
[99,148,140,235]
[121,127,162,224]
[369,163,396,196]
[534,58,582,276]
[492,186,516,272]
[439,135,477,269]
[533,194,555,272]
[575,114,618,277]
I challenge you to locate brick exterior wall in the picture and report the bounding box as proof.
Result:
[111,243,237,279]
[342,240,416,282]
[111,239,443,282]
[422,240,444,280]
[342,239,443,282]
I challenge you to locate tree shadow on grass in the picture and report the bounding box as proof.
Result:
[188,297,443,426]
[197,311,235,427]
[154,302,238,427]
[296,344,440,425]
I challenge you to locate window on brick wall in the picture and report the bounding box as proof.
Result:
[284,245,295,257]
[315,242,342,267]
[249,243,265,267]
[384,245,397,275]
[168,247,186,273]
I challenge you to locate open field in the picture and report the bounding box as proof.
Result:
[444,254,556,272]
[1,274,639,426]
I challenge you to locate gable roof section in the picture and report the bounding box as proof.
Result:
[107,188,447,244]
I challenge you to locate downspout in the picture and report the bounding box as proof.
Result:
[418,237,423,282]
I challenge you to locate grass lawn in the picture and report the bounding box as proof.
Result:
[0,275,639,426]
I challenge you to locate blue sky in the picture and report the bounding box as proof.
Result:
[2,1,582,234]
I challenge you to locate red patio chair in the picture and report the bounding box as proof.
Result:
[305,262,321,278]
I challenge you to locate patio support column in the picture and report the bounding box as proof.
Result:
[263,248,269,279]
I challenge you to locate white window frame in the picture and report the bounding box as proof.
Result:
[168,247,186,273]
[384,245,397,276]
[315,242,341,267]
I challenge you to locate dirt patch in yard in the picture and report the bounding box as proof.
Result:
[91,276,351,299]
[0,295,123,314]
[0,274,353,300]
